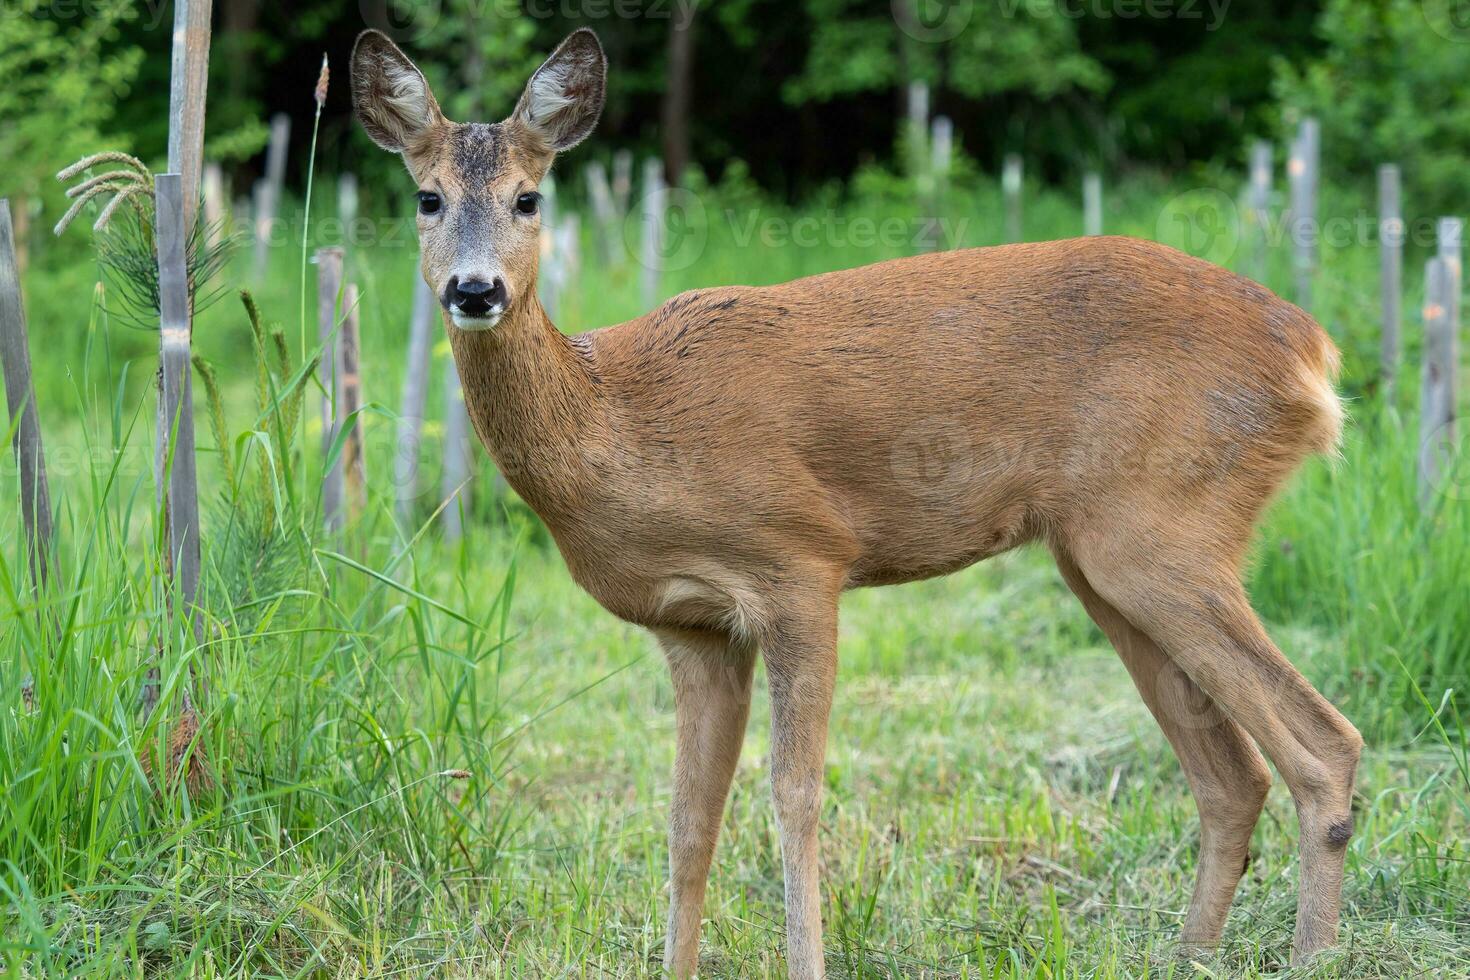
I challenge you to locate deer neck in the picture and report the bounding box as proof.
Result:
[446,295,606,521]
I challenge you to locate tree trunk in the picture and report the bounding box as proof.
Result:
[661,3,698,187]
[221,0,260,106]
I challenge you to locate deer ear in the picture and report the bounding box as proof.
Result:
[511,28,607,153]
[351,30,445,152]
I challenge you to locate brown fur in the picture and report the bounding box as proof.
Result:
[353,29,1362,978]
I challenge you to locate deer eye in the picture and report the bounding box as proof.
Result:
[515,192,541,216]
[417,191,441,215]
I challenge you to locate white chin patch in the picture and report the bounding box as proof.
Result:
[450,310,504,331]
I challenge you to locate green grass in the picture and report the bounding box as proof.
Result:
[2,165,1467,975]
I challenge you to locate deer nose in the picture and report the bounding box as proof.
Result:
[449,277,507,317]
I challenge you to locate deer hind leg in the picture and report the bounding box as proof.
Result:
[1066,530,1362,964]
[1053,549,1270,947]
[657,626,758,980]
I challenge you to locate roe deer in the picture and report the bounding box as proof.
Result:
[352,28,1361,978]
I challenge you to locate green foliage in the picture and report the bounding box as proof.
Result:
[0,411,518,976]
[786,0,1107,104]
[238,290,312,536]
[202,118,273,167]
[52,152,240,326]
[1253,408,1470,732]
[0,0,142,216]
[1274,0,1470,217]
[412,0,544,119]
[3,151,1467,972]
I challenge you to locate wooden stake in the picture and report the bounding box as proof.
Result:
[612,149,633,218]
[155,174,202,616]
[0,199,52,589]
[1378,164,1402,391]
[336,170,357,274]
[640,158,666,312]
[1083,173,1103,237]
[586,161,618,264]
[923,115,954,252]
[253,113,291,280]
[1003,154,1023,244]
[931,116,953,181]
[1420,257,1457,503]
[539,174,562,321]
[560,214,581,298]
[441,358,471,542]
[1438,216,1462,340]
[395,273,434,524]
[10,195,28,278]
[339,173,359,230]
[166,0,213,233]
[1249,140,1272,283]
[340,283,365,518]
[906,81,930,181]
[1288,117,1319,311]
[316,246,344,533]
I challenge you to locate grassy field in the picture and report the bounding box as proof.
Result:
[2,167,1468,976]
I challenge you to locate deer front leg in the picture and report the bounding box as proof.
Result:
[658,627,756,979]
[763,603,838,980]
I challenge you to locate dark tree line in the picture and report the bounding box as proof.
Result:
[96,1,1328,202]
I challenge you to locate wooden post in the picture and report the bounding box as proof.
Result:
[539,174,562,321]
[441,359,471,542]
[338,173,359,244]
[640,158,666,311]
[612,149,633,218]
[906,80,930,181]
[557,213,581,313]
[1003,153,1023,244]
[316,246,344,533]
[340,283,365,518]
[1420,258,1456,502]
[586,161,619,264]
[395,272,434,524]
[155,174,202,616]
[1083,172,1103,237]
[166,0,213,233]
[1288,117,1319,311]
[1249,140,1272,282]
[253,113,291,280]
[0,199,53,589]
[1438,216,1462,341]
[924,115,953,252]
[931,116,953,182]
[10,196,28,278]
[1378,164,1403,391]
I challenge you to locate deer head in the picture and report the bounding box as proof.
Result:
[351,28,606,330]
